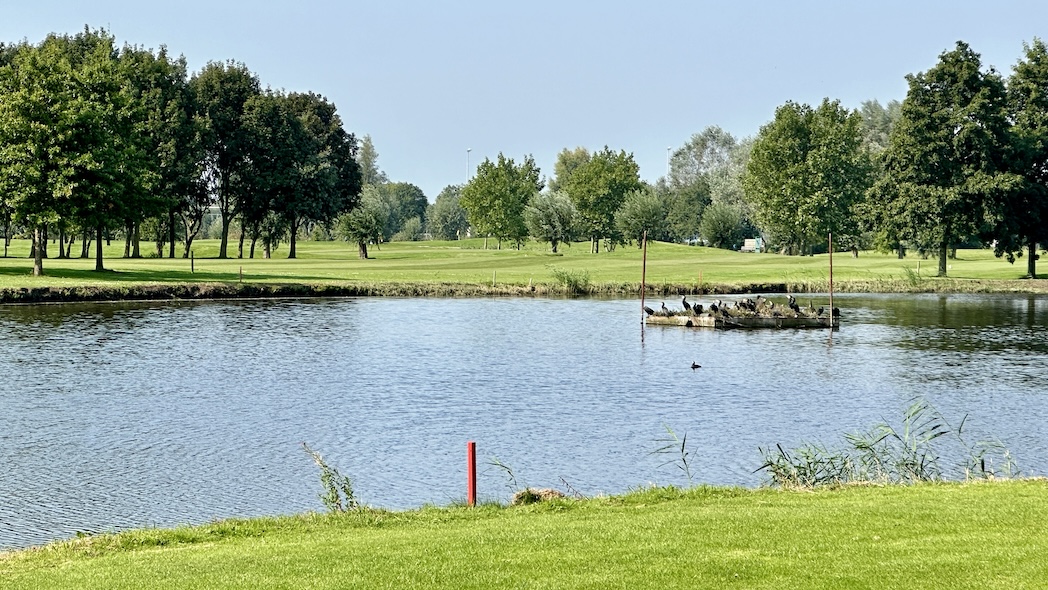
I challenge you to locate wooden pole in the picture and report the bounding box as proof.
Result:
[640,230,648,326]
[828,232,834,327]
[191,251,194,274]
[466,441,477,507]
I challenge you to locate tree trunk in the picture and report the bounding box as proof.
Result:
[169,209,177,259]
[238,224,245,259]
[41,225,47,258]
[937,242,948,277]
[358,240,368,259]
[288,216,297,259]
[263,242,271,259]
[124,224,132,258]
[219,211,230,259]
[32,225,44,276]
[56,225,66,259]
[95,225,105,271]
[132,223,141,258]
[81,230,91,258]
[897,243,905,259]
[249,237,257,259]
[551,240,558,254]
[1028,240,1037,279]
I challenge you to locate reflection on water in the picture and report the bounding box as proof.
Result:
[1,293,1046,550]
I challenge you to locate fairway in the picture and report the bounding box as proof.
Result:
[1,238,1046,295]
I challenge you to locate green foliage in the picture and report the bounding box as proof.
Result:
[302,443,359,513]
[191,60,261,258]
[460,153,542,248]
[356,134,387,187]
[426,184,469,240]
[524,190,578,252]
[391,216,423,242]
[562,146,642,250]
[699,202,747,249]
[868,42,1023,277]
[614,187,668,244]
[758,399,1018,488]
[744,98,872,255]
[858,98,902,154]
[335,203,383,259]
[546,265,590,294]
[547,146,590,193]
[996,38,1048,277]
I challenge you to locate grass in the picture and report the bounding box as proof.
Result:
[2,481,1045,589]
[1,238,1046,296]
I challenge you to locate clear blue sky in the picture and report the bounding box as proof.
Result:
[5,1,1048,199]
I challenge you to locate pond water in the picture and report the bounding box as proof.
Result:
[1,294,1046,550]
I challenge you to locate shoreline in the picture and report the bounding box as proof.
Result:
[2,277,1048,305]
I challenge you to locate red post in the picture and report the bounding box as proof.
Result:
[466,441,477,507]
[640,230,648,327]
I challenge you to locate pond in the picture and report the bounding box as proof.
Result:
[1,293,1046,550]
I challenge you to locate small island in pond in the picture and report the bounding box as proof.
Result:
[644,295,840,329]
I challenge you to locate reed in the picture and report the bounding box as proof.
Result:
[757,399,1018,488]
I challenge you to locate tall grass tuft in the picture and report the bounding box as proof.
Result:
[302,443,359,512]
[546,265,591,295]
[757,399,1019,488]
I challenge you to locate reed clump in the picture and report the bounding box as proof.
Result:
[757,399,1018,489]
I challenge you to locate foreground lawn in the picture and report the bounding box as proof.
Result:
[2,481,1046,589]
[1,238,1046,293]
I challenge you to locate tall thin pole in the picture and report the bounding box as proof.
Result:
[640,230,648,327]
[466,148,471,184]
[828,232,834,327]
[666,146,671,177]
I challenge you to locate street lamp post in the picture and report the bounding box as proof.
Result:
[666,146,671,177]
[467,148,472,184]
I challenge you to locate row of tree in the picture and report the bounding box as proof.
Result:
[396,39,1046,279]
[0,28,363,275]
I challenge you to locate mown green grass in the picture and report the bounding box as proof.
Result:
[2,481,1045,589]
[1,238,1045,293]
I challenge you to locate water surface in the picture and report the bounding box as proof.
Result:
[1,294,1045,550]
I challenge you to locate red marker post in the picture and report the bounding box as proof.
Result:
[466,441,477,507]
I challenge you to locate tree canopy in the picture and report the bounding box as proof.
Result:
[562,147,641,252]
[460,153,542,249]
[867,42,1022,276]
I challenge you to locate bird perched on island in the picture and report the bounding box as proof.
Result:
[643,305,655,316]
[817,306,825,317]
[691,362,701,370]
[832,307,841,318]
[660,302,669,316]
[682,295,692,312]
[787,295,800,314]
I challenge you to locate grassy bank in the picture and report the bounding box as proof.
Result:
[1,239,1047,301]
[2,481,1045,589]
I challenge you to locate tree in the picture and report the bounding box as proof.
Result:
[427,184,469,240]
[868,42,1022,276]
[744,99,872,254]
[859,99,903,154]
[336,201,382,259]
[699,202,747,249]
[119,44,201,260]
[356,134,387,187]
[562,147,642,252]
[524,190,578,252]
[548,147,590,193]
[669,126,736,190]
[0,39,70,275]
[191,60,260,259]
[615,187,668,245]
[999,38,1048,278]
[460,153,542,249]
[243,91,361,259]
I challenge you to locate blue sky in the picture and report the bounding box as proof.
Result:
[5,1,1048,199]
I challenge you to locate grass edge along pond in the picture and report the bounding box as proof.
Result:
[2,239,1048,301]
[2,480,1046,589]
